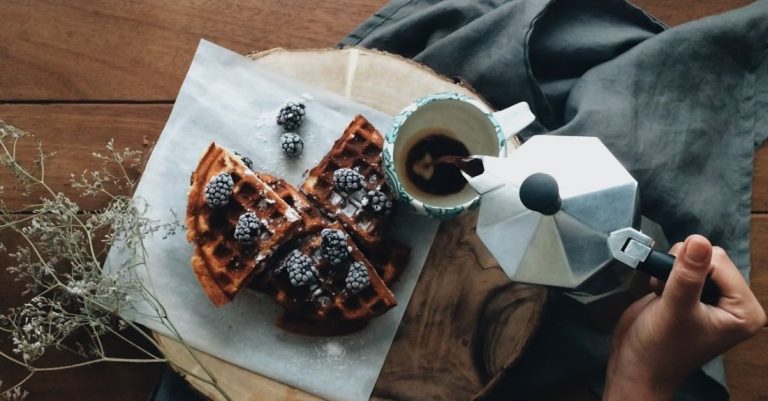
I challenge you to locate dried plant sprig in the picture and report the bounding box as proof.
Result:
[0,121,230,401]
[70,139,143,198]
[0,381,27,401]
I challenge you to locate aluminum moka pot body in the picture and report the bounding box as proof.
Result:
[465,135,642,302]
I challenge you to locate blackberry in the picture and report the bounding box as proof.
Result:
[234,212,262,244]
[345,261,370,294]
[233,151,254,170]
[204,173,234,208]
[280,133,304,158]
[276,101,306,131]
[362,190,393,214]
[320,228,351,265]
[333,168,364,192]
[283,250,319,287]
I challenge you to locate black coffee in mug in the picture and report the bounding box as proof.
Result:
[384,93,534,219]
[404,128,470,195]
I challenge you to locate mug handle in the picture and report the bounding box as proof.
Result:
[492,102,535,156]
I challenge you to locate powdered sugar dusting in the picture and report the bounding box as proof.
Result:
[252,132,269,145]
[292,196,306,209]
[255,110,278,129]
[285,208,300,222]
[317,341,346,360]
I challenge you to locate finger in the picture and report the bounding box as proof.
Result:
[706,247,768,333]
[662,235,713,311]
[708,247,757,305]
[648,276,664,296]
[669,242,685,257]
[614,293,657,345]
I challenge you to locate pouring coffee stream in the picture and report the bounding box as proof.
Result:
[434,155,485,178]
[405,133,473,195]
[446,137,720,305]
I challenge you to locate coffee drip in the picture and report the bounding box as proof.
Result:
[404,131,487,196]
[404,133,468,195]
[434,155,485,178]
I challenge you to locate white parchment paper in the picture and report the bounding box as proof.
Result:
[105,40,439,401]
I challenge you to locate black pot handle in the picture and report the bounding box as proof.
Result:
[637,250,720,305]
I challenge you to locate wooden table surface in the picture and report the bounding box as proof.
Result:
[0,1,764,400]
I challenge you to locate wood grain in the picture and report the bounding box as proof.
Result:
[631,0,753,26]
[0,345,165,401]
[0,216,165,401]
[0,104,169,211]
[725,329,768,401]
[0,0,386,101]
[754,145,768,212]
[747,214,768,308]
[0,0,750,102]
[371,212,546,401]
[154,335,322,401]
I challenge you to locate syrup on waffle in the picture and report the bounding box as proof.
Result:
[257,173,409,286]
[301,115,395,252]
[186,143,303,306]
[369,240,411,286]
[256,173,327,235]
[260,222,397,322]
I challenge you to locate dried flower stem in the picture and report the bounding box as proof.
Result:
[0,121,232,401]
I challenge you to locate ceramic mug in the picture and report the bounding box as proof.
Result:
[382,92,535,219]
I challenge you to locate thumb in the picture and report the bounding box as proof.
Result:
[662,235,713,310]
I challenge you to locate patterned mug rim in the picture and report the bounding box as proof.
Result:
[382,92,507,218]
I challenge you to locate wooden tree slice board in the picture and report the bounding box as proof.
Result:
[156,48,547,401]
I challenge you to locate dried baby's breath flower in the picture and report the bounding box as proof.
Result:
[0,381,28,401]
[2,297,79,363]
[70,139,143,197]
[0,121,231,400]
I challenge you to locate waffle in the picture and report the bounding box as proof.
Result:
[253,174,409,293]
[256,173,327,235]
[257,172,410,286]
[247,173,329,287]
[370,241,411,286]
[186,143,303,306]
[301,115,394,252]
[259,222,397,322]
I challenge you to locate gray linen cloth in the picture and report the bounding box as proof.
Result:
[341,0,768,400]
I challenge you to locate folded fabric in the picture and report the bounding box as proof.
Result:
[341,0,768,399]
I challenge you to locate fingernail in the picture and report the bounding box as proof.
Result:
[685,237,709,264]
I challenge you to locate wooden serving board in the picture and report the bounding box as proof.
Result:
[156,48,548,401]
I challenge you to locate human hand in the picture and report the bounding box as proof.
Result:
[603,235,766,401]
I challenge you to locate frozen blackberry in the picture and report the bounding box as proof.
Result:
[333,168,364,192]
[204,173,234,208]
[320,228,351,265]
[276,101,306,131]
[233,212,262,244]
[345,261,370,294]
[362,190,393,214]
[283,250,319,287]
[233,151,253,170]
[280,132,304,158]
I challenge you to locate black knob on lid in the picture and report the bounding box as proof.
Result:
[519,173,561,215]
